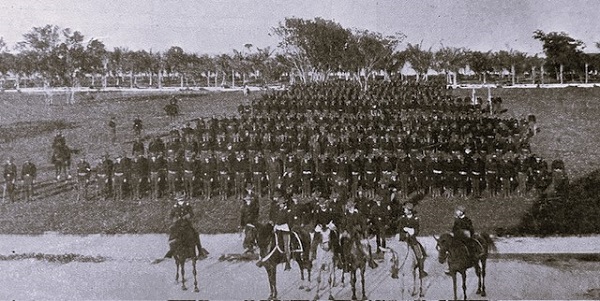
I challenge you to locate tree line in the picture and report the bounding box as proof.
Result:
[1,19,600,90]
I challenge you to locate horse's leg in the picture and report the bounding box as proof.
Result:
[175,259,180,284]
[481,258,487,297]
[314,264,321,300]
[452,273,458,301]
[461,271,467,300]
[411,267,418,296]
[361,267,366,300]
[327,265,334,300]
[299,266,305,290]
[180,260,187,290]
[350,269,357,300]
[475,260,482,295]
[192,258,199,292]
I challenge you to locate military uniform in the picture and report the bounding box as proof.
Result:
[96,156,113,201]
[131,155,148,201]
[112,156,126,201]
[75,159,91,201]
[21,160,37,202]
[240,196,259,252]
[397,204,427,278]
[165,199,204,259]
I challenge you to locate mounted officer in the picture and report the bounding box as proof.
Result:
[239,194,259,254]
[267,193,293,271]
[397,202,428,278]
[164,196,205,259]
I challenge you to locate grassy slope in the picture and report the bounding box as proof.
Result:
[0,87,598,235]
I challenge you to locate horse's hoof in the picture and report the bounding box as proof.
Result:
[194,287,199,293]
[476,289,481,295]
[299,285,304,290]
[420,292,425,297]
[328,294,335,300]
[305,287,312,292]
[481,291,487,297]
[182,287,187,291]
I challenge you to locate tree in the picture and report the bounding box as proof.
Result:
[272,17,351,82]
[434,46,467,86]
[533,30,585,84]
[405,42,434,81]
[344,30,403,90]
[165,46,188,88]
[467,51,494,84]
[17,25,62,87]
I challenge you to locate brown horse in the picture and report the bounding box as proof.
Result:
[170,219,201,292]
[339,231,368,300]
[434,232,496,300]
[254,222,311,300]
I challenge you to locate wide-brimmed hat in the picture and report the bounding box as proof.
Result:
[456,205,466,213]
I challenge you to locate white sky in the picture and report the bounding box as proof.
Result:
[0,0,598,55]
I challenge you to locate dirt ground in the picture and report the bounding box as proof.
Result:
[0,234,598,300]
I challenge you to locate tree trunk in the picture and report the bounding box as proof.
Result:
[206,72,210,87]
[91,75,95,87]
[483,72,487,84]
[215,70,218,87]
[102,72,107,89]
[541,65,544,85]
[15,75,20,90]
[585,63,589,84]
[180,74,184,88]
[531,67,535,85]
[130,71,134,89]
[511,65,516,85]
[453,70,458,87]
[149,71,153,87]
[559,64,564,84]
[158,70,163,89]
[231,69,235,87]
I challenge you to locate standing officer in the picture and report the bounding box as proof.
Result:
[75,157,91,201]
[96,154,113,201]
[21,158,37,202]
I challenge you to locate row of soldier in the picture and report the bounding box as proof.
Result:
[2,157,37,202]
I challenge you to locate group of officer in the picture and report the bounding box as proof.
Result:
[2,157,37,202]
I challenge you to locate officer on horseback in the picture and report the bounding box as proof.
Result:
[340,198,378,269]
[240,194,259,254]
[398,202,428,278]
[269,193,293,271]
[446,205,478,275]
[165,196,205,259]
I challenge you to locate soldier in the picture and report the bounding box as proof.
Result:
[166,152,181,198]
[250,152,266,198]
[266,195,293,271]
[340,198,378,269]
[397,202,428,278]
[300,152,315,197]
[21,158,37,202]
[362,154,377,198]
[164,197,205,259]
[216,152,230,199]
[75,157,91,201]
[182,154,196,199]
[132,137,145,157]
[240,194,259,253]
[200,152,216,200]
[232,152,249,199]
[485,154,499,197]
[108,117,117,143]
[266,152,283,199]
[148,137,165,157]
[96,154,113,201]
[396,151,411,199]
[349,152,363,199]
[470,152,485,198]
[131,154,148,201]
[133,116,143,137]
[148,154,164,200]
[52,130,66,150]
[112,155,126,201]
[369,194,389,253]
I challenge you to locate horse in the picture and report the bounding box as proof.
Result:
[254,222,311,300]
[382,240,425,299]
[339,230,368,300]
[312,226,339,300]
[169,219,201,292]
[51,144,71,181]
[164,103,179,118]
[434,232,497,300]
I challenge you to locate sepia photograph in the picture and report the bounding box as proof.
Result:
[0,0,599,299]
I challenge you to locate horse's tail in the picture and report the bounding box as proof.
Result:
[479,232,497,253]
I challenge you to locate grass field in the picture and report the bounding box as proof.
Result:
[0,86,598,235]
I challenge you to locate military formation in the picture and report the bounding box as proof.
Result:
[3,80,566,206]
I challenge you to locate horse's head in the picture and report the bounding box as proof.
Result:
[434,233,454,264]
[255,222,274,257]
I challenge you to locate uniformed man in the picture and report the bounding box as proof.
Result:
[239,194,259,253]
[21,158,37,202]
[108,117,117,143]
[75,157,91,201]
[132,137,145,157]
[397,202,428,278]
[166,152,182,197]
[164,197,205,259]
[133,116,143,137]
[112,155,126,201]
[200,152,216,200]
[267,195,293,271]
[131,154,148,201]
[148,154,164,200]
[182,154,196,199]
[340,198,378,269]
[96,154,113,201]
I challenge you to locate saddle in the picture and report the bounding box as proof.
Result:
[274,230,303,253]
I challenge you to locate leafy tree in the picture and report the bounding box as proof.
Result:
[434,46,467,86]
[467,50,494,84]
[405,42,434,81]
[17,25,62,87]
[165,46,187,88]
[533,30,585,84]
[272,17,351,82]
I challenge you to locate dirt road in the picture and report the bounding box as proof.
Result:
[0,233,598,300]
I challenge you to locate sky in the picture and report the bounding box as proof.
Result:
[0,0,599,55]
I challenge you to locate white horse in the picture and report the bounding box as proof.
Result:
[381,240,425,299]
[312,225,337,300]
